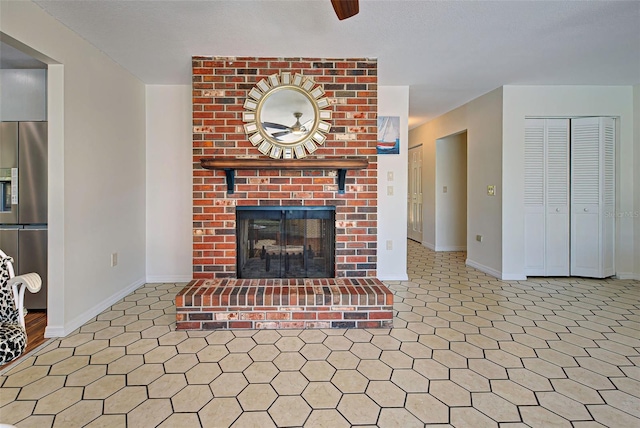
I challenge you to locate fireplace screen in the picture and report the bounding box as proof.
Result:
[236,206,335,279]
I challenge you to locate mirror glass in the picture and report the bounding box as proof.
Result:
[258,87,317,145]
[243,72,331,159]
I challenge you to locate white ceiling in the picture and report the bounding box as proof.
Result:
[28,0,640,127]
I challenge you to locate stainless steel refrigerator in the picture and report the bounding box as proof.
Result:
[0,122,48,310]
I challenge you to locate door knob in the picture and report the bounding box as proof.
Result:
[584,208,589,212]
[556,208,560,212]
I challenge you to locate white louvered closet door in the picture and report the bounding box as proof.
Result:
[524,119,546,275]
[571,117,615,278]
[524,119,569,276]
[545,120,570,275]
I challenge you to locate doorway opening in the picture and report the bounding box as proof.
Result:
[435,131,468,251]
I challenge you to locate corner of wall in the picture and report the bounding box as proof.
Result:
[377,86,409,281]
[46,277,146,338]
[634,84,640,279]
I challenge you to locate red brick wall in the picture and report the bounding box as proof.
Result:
[192,57,378,279]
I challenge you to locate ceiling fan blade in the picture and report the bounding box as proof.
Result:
[271,131,291,138]
[262,122,289,130]
[331,0,359,20]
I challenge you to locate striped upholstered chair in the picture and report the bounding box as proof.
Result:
[0,249,42,365]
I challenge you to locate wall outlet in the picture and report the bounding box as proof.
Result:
[111,252,118,267]
[387,186,394,196]
[487,185,495,196]
[387,171,394,181]
[443,186,448,193]
[386,240,393,250]
[476,235,483,242]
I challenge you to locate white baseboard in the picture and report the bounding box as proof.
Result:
[377,273,409,281]
[435,245,467,252]
[45,277,146,338]
[465,258,502,279]
[423,241,435,251]
[616,272,640,281]
[44,325,65,338]
[146,275,192,283]
[465,259,527,281]
[501,273,528,281]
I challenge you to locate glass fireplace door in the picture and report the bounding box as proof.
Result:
[236,207,335,279]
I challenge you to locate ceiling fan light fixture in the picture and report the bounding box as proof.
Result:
[331,0,359,20]
[292,113,307,135]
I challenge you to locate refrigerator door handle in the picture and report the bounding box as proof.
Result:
[11,168,18,205]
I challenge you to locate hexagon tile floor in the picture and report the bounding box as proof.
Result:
[1,240,639,427]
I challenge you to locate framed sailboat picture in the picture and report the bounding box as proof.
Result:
[377,116,400,154]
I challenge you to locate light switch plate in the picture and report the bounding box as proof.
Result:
[443,186,448,193]
[387,171,394,181]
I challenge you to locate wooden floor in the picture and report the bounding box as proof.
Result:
[0,311,47,370]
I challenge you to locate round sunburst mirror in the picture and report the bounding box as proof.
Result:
[242,72,332,159]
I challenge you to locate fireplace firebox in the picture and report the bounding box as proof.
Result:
[236,206,335,279]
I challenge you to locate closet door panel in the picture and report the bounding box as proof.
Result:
[602,118,616,277]
[546,210,570,275]
[571,117,599,277]
[571,210,600,274]
[524,119,545,275]
[524,208,545,274]
[545,119,570,275]
[571,117,613,278]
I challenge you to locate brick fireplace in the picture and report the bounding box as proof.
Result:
[176,57,393,330]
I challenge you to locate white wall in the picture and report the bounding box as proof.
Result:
[146,85,192,282]
[1,1,147,336]
[377,86,409,280]
[0,69,47,121]
[436,132,467,251]
[634,85,640,280]
[409,88,504,278]
[502,86,635,279]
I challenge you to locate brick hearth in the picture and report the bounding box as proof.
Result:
[176,278,393,330]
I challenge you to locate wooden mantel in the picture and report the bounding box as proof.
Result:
[200,157,369,194]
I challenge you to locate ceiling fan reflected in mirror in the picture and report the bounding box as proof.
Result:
[264,112,312,140]
[331,0,359,20]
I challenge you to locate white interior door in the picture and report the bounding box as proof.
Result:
[524,119,546,275]
[570,117,615,278]
[545,119,570,276]
[524,119,569,276]
[408,146,423,242]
